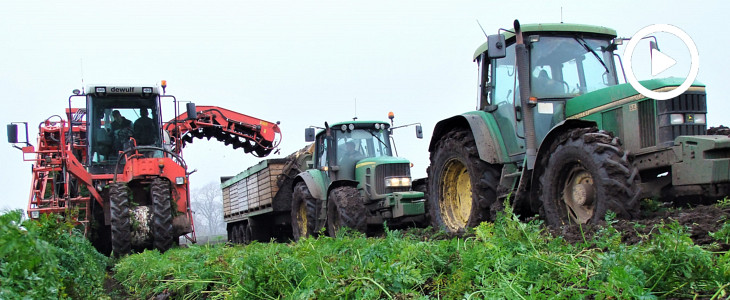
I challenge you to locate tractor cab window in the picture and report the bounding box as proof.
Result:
[316,133,328,169]
[331,127,392,180]
[530,36,615,99]
[88,95,161,166]
[335,128,391,164]
[491,43,518,106]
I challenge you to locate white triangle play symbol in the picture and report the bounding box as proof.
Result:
[651,48,676,76]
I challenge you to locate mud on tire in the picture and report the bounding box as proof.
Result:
[538,127,641,227]
[110,183,131,257]
[327,186,366,237]
[151,178,174,252]
[428,128,500,233]
[291,182,319,241]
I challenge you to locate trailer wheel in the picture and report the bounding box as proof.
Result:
[110,183,131,257]
[326,186,366,237]
[428,128,500,233]
[242,222,251,244]
[291,182,318,241]
[151,178,174,252]
[538,127,641,226]
[230,223,241,244]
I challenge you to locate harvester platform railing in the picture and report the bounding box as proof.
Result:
[25,118,101,235]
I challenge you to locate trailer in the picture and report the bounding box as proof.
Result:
[222,145,312,243]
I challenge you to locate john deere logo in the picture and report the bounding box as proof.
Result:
[686,114,694,123]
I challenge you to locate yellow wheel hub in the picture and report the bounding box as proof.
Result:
[440,159,472,231]
[561,166,595,224]
[297,201,308,237]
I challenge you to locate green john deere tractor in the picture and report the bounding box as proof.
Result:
[291,118,426,239]
[428,20,727,232]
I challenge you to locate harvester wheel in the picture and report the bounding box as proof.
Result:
[110,183,131,257]
[326,186,366,237]
[291,182,318,241]
[151,178,174,252]
[428,128,500,233]
[538,127,641,226]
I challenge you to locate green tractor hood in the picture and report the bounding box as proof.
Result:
[565,77,705,119]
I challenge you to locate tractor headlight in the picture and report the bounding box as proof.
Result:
[385,176,411,187]
[30,211,39,219]
[95,87,106,93]
[670,113,684,124]
[175,177,185,185]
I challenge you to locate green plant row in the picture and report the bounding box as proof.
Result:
[114,204,730,299]
[0,210,109,300]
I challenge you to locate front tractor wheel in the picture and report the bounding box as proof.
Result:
[110,183,131,257]
[538,128,641,226]
[151,178,174,252]
[326,186,366,237]
[291,182,318,241]
[428,128,499,233]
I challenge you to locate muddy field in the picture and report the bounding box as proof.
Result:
[550,202,730,249]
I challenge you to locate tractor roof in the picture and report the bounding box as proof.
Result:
[330,120,389,127]
[85,85,160,96]
[473,23,618,60]
[314,120,390,137]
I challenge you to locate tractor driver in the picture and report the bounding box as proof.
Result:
[133,108,156,145]
[340,141,364,164]
[111,110,133,152]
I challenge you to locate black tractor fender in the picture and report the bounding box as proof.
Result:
[327,180,360,198]
[429,114,505,164]
[527,119,597,212]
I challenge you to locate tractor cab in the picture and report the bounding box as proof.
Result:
[475,24,619,159]
[86,85,163,173]
[309,121,393,181]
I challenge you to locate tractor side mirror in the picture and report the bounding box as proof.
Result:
[304,128,315,142]
[7,124,18,143]
[487,34,506,59]
[186,102,197,120]
[415,125,423,139]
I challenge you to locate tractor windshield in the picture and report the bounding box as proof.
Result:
[87,94,162,168]
[335,128,392,165]
[530,36,615,99]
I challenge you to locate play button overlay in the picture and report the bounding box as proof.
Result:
[623,24,699,100]
[650,48,676,76]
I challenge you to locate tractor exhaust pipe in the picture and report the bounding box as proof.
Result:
[514,19,538,170]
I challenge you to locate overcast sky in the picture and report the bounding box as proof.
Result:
[1,0,727,212]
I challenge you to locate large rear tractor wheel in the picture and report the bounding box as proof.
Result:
[151,178,174,252]
[538,128,641,226]
[428,128,500,233]
[326,186,366,237]
[110,183,131,257]
[291,182,319,241]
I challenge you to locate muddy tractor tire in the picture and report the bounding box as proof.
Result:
[151,178,174,252]
[538,127,641,226]
[110,183,131,257]
[291,182,319,241]
[428,128,500,233]
[326,186,366,237]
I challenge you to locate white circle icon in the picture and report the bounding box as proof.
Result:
[623,24,700,101]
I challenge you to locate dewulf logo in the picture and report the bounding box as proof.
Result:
[109,87,135,93]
